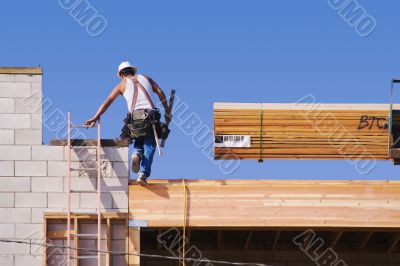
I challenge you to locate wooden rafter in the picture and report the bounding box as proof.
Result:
[387,232,400,253]
[358,232,373,252]
[329,231,343,249]
[217,230,224,250]
[243,231,253,250]
[272,231,281,250]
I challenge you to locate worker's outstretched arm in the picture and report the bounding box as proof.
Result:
[84,81,125,127]
[144,75,171,123]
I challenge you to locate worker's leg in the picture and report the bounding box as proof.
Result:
[139,136,156,178]
[132,138,144,175]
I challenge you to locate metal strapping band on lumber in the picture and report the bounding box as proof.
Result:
[259,103,264,163]
[181,179,188,266]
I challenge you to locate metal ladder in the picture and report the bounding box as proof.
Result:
[66,112,102,266]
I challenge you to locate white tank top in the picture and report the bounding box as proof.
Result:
[123,75,155,111]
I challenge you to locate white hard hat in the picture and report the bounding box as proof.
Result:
[117,61,137,76]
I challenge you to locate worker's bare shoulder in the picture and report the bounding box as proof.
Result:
[117,79,127,94]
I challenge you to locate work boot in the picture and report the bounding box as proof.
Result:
[136,173,148,186]
[131,153,141,173]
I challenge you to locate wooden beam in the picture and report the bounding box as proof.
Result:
[358,232,373,252]
[387,233,400,253]
[329,231,343,249]
[73,218,78,266]
[106,218,111,266]
[272,231,281,250]
[129,227,140,266]
[129,180,400,228]
[0,67,42,75]
[243,231,253,250]
[217,230,223,250]
[157,230,163,249]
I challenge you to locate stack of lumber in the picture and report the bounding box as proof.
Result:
[214,103,397,160]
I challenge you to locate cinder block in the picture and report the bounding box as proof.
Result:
[0,161,14,176]
[0,255,13,265]
[31,82,42,95]
[0,177,30,192]
[0,114,31,129]
[32,146,64,161]
[15,129,42,145]
[48,193,79,208]
[0,208,31,223]
[111,161,129,177]
[0,98,14,113]
[80,193,112,209]
[16,193,47,208]
[15,97,41,114]
[15,255,42,266]
[0,82,31,97]
[0,129,14,144]
[0,224,15,238]
[111,192,128,209]
[0,74,41,83]
[15,224,43,239]
[31,177,63,192]
[47,161,67,176]
[0,193,14,207]
[64,177,96,192]
[31,208,63,223]
[31,113,42,129]
[0,145,31,160]
[30,240,45,255]
[0,242,30,255]
[103,178,128,193]
[103,147,129,161]
[15,161,46,176]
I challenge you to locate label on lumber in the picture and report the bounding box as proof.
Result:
[214,135,251,148]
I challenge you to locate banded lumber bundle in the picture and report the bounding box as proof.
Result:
[214,103,398,160]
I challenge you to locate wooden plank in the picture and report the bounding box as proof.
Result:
[0,67,42,75]
[106,218,111,266]
[128,228,140,266]
[73,218,78,266]
[129,180,400,228]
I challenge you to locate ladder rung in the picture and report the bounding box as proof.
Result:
[70,167,98,171]
[71,256,98,260]
[71,146,98,149]
[71,125,99,129]
[71,233,99,238]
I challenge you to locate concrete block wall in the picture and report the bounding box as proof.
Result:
[0,68,129,265]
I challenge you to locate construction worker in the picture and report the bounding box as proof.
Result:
[84,61,170,185]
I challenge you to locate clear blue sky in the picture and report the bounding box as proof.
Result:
[1,0,400,180]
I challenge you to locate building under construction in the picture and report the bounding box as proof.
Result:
[1,67,400,266]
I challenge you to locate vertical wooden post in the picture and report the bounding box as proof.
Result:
[106,218,111,266]
[128,227,140,266]
[73,217,78,266]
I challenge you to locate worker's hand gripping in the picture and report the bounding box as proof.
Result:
[84,116,99,128]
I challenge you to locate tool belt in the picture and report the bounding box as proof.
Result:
[120,109,170,141]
